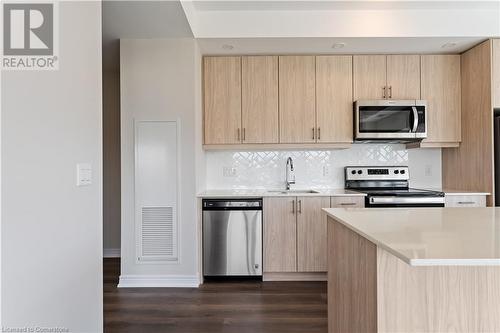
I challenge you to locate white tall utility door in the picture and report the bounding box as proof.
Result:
[135,121,179,263]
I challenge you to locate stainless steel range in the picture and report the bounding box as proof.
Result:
[345,166,444,207]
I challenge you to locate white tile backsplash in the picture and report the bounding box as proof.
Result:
[205,144,442,190]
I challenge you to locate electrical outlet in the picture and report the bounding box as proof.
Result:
[425,165,432,177]
[323,165,330,177]
[223,167,237,177]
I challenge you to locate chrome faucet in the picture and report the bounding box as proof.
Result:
[285,157,295,190]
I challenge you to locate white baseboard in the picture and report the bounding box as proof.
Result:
[103,248,121,258]
[118,274,200,288]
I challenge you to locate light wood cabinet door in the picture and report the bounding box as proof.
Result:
[493,39,500,109]
[316,56,353,143]
[387,55,421,99]
[330,196,365,208]
[421,55,461,144]
[203,56,242,144]
[242,56,279,143]
[297,197,330,272]
[353,55,387,100]
[445,195,486,207]
[279,56,316,143]
[263,197,297,272]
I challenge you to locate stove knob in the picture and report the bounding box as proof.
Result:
[394,170,399,174]
[357,170,362,174]
[351,170,356,175]
[400,170,406,174]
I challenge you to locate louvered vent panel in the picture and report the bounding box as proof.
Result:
[140,206,177,261]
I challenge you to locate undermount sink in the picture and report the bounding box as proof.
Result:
[267,189,320,194]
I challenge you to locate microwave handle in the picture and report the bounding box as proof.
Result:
[412,106,419,133]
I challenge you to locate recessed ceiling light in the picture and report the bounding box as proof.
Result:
[222,44,234,50]
[332,43,346,49]
[441,42,458,48]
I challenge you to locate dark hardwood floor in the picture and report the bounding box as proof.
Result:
[104,258,327,333]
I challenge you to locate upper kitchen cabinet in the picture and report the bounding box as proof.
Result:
[316,56,353,143]
[420,55,461,146]
[203,56,242,145]
[279,56,316,143]
[386,55,421,99]
[241,56,279,143]
[354,55,421,100]
[353,55,387,100]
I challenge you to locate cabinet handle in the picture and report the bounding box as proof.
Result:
[340,202,356,206]
[243,128,246,141]
[298,200,302,214]
[312,127,315,140]
[458,201,476,205]
[383,86,386,99]
[291,200,295,214]
[318,127,321,140]
[237,128,241,141]
[388,86,392,99]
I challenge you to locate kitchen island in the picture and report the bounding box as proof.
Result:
[324,207,500,333]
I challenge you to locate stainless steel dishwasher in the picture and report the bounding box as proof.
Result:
[202,199,262,277]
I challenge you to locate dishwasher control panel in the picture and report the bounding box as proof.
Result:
[203,199,262,209]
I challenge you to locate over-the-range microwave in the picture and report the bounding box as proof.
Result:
[354,100,427,143]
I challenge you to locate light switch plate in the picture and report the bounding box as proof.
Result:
[77,163,92,186]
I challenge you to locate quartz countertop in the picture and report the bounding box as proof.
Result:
[197,188,366,198]
[197,188,489,198]
[324,207,500,266]
[439,189,490,196]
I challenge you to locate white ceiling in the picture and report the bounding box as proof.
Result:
[103,0,500,68]
[102,0,193,70]
[187,0,499,54]
[190,0,500,11]
[181,0,500,39]
[103,1,193,40]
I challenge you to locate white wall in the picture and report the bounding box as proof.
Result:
[205,145,442,190]
[103,69,121,255]
[194,42,206,192]
[120,39,200,285]
[408,148,442,189]
[1,2,103,331]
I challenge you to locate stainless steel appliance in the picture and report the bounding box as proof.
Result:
[354,100,427,142]
[345,166,444,207]
[202,199,262,277]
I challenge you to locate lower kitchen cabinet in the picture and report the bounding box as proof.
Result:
[330,196,365,208]
[264,195,363,274]
[445,194,487,207]
[263,197,297,272]
[297,197,330,272]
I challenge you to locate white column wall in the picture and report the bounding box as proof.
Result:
[1,1,103,331]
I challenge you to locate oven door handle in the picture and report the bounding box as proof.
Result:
[369,196,444,205]
[411,106,419,133]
